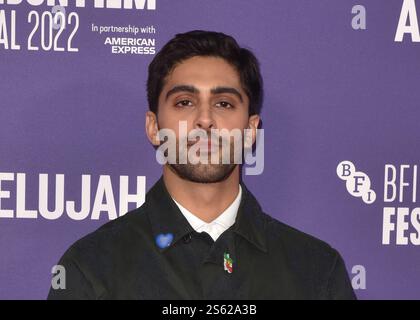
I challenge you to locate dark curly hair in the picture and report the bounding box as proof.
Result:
[147,30,263,116]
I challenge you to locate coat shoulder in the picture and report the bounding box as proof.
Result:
[262,212,340,267]
[259,212,356,299]
[63,206,150,261]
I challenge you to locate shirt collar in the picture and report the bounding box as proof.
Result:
[145,176,268,253]
[171,185,242,232]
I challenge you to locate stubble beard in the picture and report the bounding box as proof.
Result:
[168,137,239,183]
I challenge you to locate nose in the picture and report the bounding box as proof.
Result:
[194,105,216,131]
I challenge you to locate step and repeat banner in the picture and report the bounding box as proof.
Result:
[1,0,419,299]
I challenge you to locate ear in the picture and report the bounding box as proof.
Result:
[245,114,260,148]
[145,111,160,146]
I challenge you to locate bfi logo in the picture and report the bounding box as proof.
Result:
[336,161,376,204]
[336,161,420,245]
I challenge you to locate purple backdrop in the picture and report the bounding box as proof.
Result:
[1,0,419,299]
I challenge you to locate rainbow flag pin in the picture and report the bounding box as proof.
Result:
[224,252,233,274]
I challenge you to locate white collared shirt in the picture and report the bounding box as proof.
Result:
[172,185,242,241]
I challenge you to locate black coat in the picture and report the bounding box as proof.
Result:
[48,177,356,300]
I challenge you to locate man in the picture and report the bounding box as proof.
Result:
[48,30,356,300]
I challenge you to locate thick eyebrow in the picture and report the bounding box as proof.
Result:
[165,85,244,102]
[210,86,243,102]
[165,85,198,101]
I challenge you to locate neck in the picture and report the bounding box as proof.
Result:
[163,165,240,223]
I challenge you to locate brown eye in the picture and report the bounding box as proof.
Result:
[216,101,234,109]
[175,100,193,107]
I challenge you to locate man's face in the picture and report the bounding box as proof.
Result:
[146,56,260,183]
